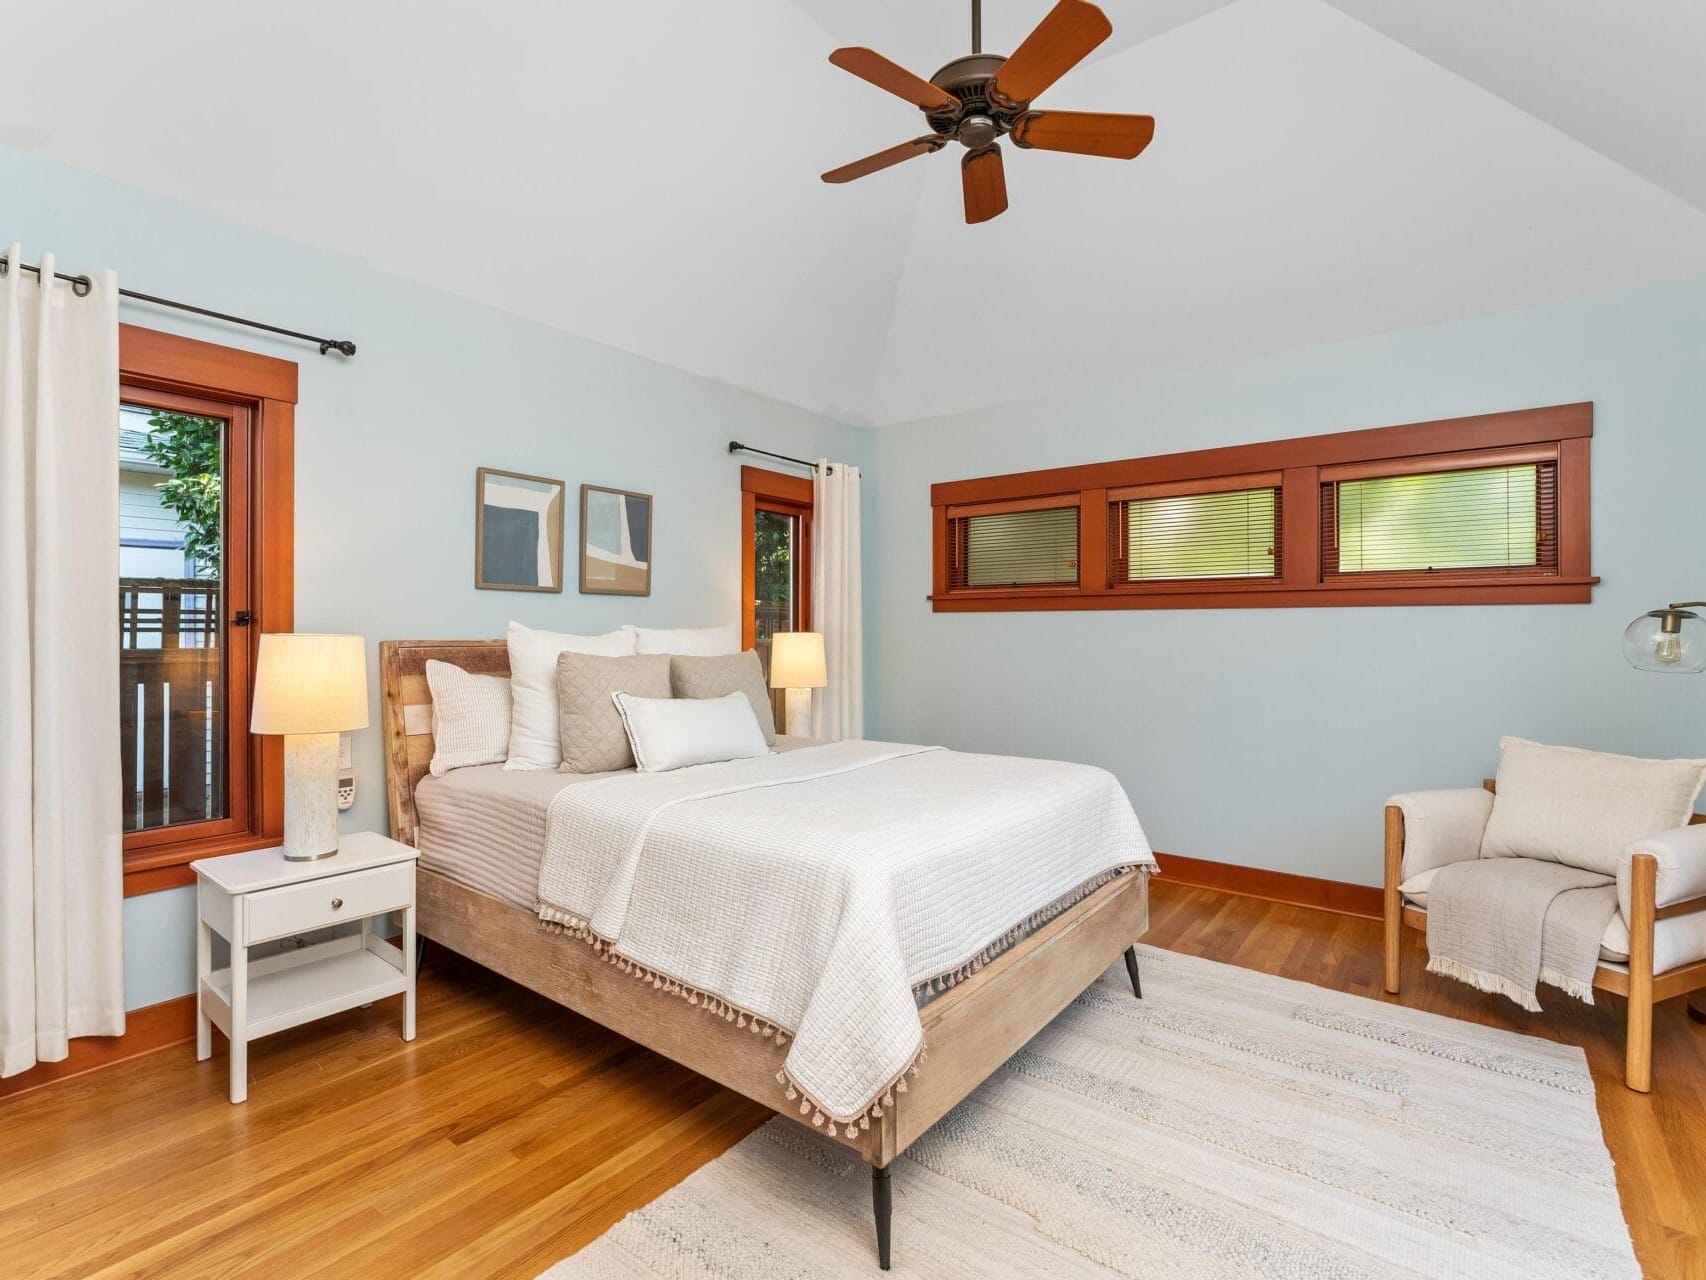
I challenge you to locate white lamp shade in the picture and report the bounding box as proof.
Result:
[251,633,370,734]
[768,631,827,689]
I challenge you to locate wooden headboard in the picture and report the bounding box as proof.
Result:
[379,639,509,847]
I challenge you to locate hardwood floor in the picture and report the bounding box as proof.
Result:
[2,880,1702,1279]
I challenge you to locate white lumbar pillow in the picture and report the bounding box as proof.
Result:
[505,621,637,770]
[625,623,740,657]
[1480,736,1706,877]
[612,690,769,773]
[425,659,512,777]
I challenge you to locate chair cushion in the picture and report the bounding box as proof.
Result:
[1479,737,1706,876]
[1401,863,1706,972]
[1398,873,1706,969]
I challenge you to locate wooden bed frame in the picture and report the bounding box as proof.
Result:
[379,639,1150,1270]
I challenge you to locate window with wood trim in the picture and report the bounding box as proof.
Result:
[947,498,1079,590]
[929,403,1593,611]
[1110,476,1280,583]
[741,466,812,727]
[120,326,296,895]
[1320,449,1557,579]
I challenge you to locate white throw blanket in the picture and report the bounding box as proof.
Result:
[535,741,1154,1130]
[1425,858,1620,1012]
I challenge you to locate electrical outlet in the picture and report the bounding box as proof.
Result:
[338,734,353,771]
[337,775,356,811]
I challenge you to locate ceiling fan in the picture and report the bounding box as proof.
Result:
[821,0,1155,224]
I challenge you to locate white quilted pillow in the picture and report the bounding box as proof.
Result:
[625,623,740,656]
[505,621,637,770]
[425,660,511,777]
[1480,737,1706,876]
[612,691,769,773]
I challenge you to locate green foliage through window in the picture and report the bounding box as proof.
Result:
[1334,464,1539,573]
[142,411,223,578]
[1121,488,1277,581]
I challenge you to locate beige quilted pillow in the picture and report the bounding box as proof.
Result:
[670,651,776,745]
[1480,737,1706,876]
[425,659,512,777]
[556,652,672,773]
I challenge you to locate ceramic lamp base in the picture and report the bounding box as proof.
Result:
[283,731,340,861]
[783,687,814,738]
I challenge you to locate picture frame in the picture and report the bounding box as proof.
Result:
[474,467,565,593]
[580,484,653,596]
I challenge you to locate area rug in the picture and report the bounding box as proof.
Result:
[541,945,1639,1279]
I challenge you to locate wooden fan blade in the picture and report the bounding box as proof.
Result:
[962,145,1009,224]
[822,136,944,184]
[829,47,958,112]
[1011,110,1155,159]
[992,0,1112,105]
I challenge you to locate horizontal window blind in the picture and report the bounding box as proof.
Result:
[1323,461,1558,576]
[1110,486,1280,582]
[949,505,1079,589]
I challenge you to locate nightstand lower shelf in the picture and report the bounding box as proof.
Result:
[201,934,408,1043]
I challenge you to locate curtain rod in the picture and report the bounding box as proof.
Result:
[727,441,824,472]
[0,254,357,357]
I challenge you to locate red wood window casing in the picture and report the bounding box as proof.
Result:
[120,325,296,895]
[929,402,1594,611]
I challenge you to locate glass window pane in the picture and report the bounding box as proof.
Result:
[119,404,228,833]
[960,507,1079,587]
[1335,464,1540,573]
[1123,487,1277,581]
[753,509,797,681]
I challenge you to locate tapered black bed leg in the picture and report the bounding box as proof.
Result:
[872,1164,892,1270]
[1123,946,1142,999]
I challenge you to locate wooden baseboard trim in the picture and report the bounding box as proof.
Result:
[1154,852,1383,920]
[0,995,195,1101]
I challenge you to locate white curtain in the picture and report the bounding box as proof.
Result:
[810,459,862,740]
[0,245,124,1077]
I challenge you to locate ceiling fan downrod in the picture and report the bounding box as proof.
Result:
[972,0,982,54]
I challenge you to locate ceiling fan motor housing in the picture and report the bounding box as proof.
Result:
[927,53,1023,148]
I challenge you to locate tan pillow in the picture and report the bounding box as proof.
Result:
[556,652,672,773]
[1480,737,1706,876]
[671,650,776,745]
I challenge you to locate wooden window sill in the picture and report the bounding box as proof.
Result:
[932,576,1598,611]
[124,830,285,897]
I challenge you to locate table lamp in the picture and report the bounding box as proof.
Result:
[768,631,827,738]
[251,633,369,860]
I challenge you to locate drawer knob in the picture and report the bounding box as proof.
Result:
[331,897,344,909]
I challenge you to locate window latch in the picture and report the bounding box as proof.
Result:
[231,611,253,627]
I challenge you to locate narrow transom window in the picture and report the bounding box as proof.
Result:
[1322,455,1558,577]
[1110,481,1280,583]
[949,501,1079,589]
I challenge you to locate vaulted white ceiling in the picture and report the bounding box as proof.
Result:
[4,0,1704,426]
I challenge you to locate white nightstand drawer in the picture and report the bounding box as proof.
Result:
[245,860,414,943]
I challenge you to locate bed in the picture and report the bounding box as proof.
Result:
[380,638,1154,1269]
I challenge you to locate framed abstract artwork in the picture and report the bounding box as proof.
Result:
[580,484,653,596]
[474,467,565,592]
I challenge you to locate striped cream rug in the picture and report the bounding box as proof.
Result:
[543,945,1639,1279]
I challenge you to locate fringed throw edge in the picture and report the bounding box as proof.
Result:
[912,864,1143,1000]
[1426,953,1544,1013]
[535,862,1145,1132]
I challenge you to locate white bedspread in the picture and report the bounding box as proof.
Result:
[535,740,1154,1129]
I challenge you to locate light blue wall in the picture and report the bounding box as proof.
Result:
[870,275,1706,885]
[3,146,872,1010]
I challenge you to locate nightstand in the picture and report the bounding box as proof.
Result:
[192,830,418,1103]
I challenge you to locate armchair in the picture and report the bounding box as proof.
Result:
[1383,781,1706,1092]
